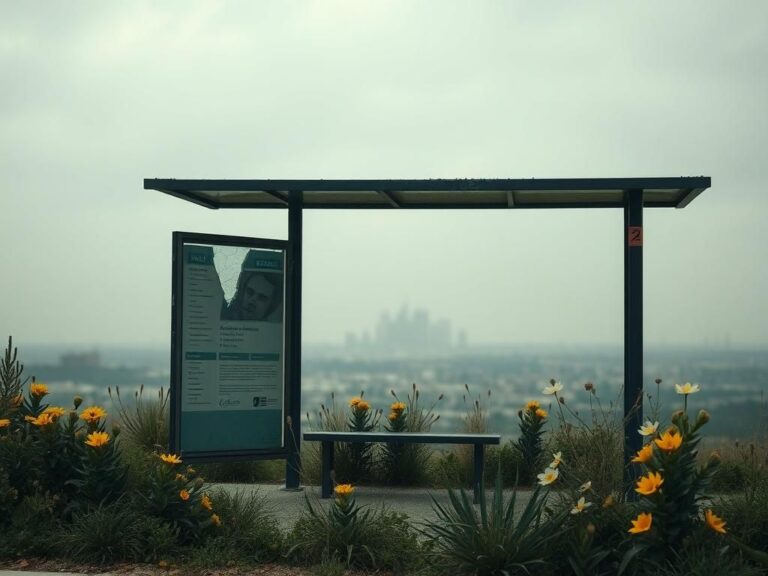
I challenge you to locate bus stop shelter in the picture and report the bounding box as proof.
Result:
[144,176,711,489]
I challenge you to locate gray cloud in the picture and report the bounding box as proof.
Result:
[1,1,766,347]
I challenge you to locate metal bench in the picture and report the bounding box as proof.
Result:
[303,431,501,503]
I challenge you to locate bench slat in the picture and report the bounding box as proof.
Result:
[303,431,500,445]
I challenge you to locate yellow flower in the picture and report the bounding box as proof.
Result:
[211,513,222,526]
[85,431,110,448]
[549,451,564,468]
[43,406,66,419]
[201,494,213,511]
[80,406,107,424]
[543,381,563,395]
[602,495,616,508]
[535,408,548,419]
[160,453,183,465]
[632,444,654,464]
[0,418,11,428]
[654,430,683,453]
[24,415,36,423]
[635,471,664,496]
[349,397,362,407]
[179,489,190,501]
[638,420,659,436]
[705,509,726,534]
[675,382,701,395]
[355,400,371,411]
[578,481,592,493]
[536,467,559,486]
[628,512,653,534]
[570,497,592,515]
[31,413,56,427]
[387,412,398,421]
[30,383,49,397]
[334,484,354,499]
[390,401,406,413]
[525,400,540,411]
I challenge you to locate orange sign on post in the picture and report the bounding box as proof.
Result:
[628,226,643,247]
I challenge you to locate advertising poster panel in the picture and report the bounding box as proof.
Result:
[171,232,289,458]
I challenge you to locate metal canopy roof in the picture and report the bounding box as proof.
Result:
[145,177,710,210]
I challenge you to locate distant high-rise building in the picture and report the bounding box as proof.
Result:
[346,305,464,357]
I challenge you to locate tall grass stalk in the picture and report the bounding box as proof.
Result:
[108,385,169,452]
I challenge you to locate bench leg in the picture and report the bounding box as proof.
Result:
[473,444,484,504]
[320,441,335,498]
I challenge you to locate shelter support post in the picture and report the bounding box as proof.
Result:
[623,189,643,495]
[285,191,303,489]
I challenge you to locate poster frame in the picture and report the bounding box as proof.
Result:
[171,231,291,462]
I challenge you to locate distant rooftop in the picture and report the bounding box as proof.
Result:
[144,177,710,210]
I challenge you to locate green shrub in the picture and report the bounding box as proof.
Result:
[0,491,62,558]
[378,384,441,486]
[515,398,548,485]
[718,482,768,554]
[134,513,179,562]
[108,384,169,452]
[196,459,284,483]
[0,336,26,417]
[309,553,347,576]
[440,385,494,487]
[338,393,380,483]
[140,453,221,545]
[546,380,624,499]
[304,393,370,484]
[60,499,143,563]
[621,405,720,570]
[184,536,240,570]
[648,533,765,576]
[208,487,283,562]
[710,457,746,492]
[423,472,569,575]
[485,441,524,487]
[287,485,422,572]
[544,493,634,576]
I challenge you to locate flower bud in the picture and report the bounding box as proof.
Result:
[602,495,615,508]
[112,423,121,437]
[707,451,721,468]
[559,396,566,404]
[696,409,710,427]
[584,382,594,393]
[73,396,83,409]
[586,523,596,536]
[655,378,662,385]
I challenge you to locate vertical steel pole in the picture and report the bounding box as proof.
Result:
[285,191,303,489]
[624,189,644,494]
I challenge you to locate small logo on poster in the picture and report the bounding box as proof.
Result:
[253,396,267,407]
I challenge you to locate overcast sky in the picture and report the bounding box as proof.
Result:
[1,1,766,349]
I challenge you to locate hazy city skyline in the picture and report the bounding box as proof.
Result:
[2,2,767,348]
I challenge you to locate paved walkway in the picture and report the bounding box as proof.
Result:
[0,483,533,575]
